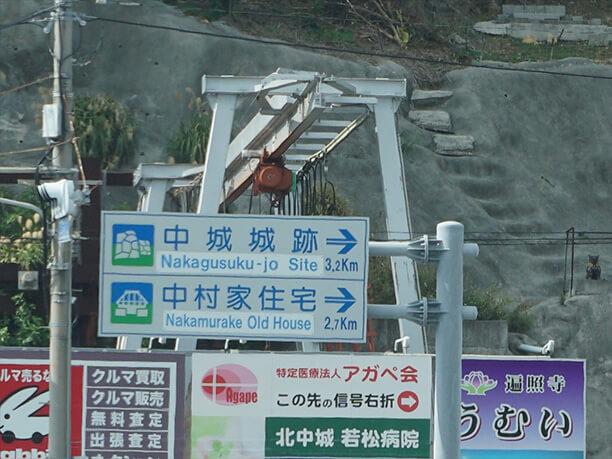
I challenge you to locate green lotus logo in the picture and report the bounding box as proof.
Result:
[461,370,498,395]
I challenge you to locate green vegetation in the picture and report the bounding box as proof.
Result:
[464,285,509,321]
[418,264,436,298]
[464,36,612,64]
[0,294,48,347]
[0,188,40,235]
[163,0,231,21]
[167,109,211,164]
[0,189,45,269]
[368,257,395,304]
[367,260,534,333]
[0,240,44,270]
[464,285,534,333]
[400,131,414,155]
[309,186,352,217]
[0,190,47,345]
[0,190,47,347]
[306,26,354,45]
[161,0,612,85]
[506,300,535,334]
[73,94,136,169]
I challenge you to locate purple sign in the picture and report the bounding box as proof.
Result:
[83,364,176,458]
[461,357,585,459]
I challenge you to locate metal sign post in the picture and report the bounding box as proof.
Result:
[370,221,478,458]
[434,221,464,459]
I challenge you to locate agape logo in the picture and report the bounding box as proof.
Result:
[201,364,258,406]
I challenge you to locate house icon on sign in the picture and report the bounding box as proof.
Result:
[115,290,149,317]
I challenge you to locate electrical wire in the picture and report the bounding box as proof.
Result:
[369,238,612,246]
[368,230,612,247]
[0,5,59,31]
[86,16,612,81]
[0,75,53,96]
[371,231,612,236]
[35,150,51,318]
[3,7,611,81]
[0,140,71,157]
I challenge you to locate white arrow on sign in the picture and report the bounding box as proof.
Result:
[397,390,419,413]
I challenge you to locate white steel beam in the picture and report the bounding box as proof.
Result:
[309,120,353,131]
[132,163,198,185]
[117,176,169,351]
[174,93,237,353]
[222,90,322,205]
[224,82,317,170]
[202,73,406,98]
[195,94,237,213]
[373,97,425,353]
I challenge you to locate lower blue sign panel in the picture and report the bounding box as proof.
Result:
[100,275,366,342]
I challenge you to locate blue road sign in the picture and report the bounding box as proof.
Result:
[100,212,369,342]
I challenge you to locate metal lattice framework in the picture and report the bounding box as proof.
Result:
[118,69,423,354]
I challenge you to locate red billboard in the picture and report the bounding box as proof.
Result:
[0,364,83,456]
[0,350,184,459]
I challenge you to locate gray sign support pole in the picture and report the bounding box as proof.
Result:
[434,221,464,459]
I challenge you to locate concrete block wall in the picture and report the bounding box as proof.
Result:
[475,20,612,44]
[427,320,509,355]
[502,4,566,21]
[508,23,611,41]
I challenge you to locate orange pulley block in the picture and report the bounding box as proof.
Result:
[252,149,293,198]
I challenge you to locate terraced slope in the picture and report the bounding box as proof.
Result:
[331,59,612,301]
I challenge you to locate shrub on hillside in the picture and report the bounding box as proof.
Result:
[73,94,136,169]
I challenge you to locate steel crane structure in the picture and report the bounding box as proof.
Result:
[117,68,424,353]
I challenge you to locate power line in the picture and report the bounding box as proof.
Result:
[370,231,612,247]
[3,8,611,81]
[373,231,612,236]
[0,74,53,96]
[86,16,612,81]
[0,140,71,157]
[0,5,58,31]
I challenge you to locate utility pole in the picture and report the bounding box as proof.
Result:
[49,1,74,457]
[37,179,79,459]
[48,219,72,459]
[52,0,73,169]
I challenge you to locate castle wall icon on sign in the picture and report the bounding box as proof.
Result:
[112,224,154,266]
[115,230,151,259]
[111,282,153,324]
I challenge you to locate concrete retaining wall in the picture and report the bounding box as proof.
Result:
[572,278,611,296]
[475,20,612,43]
[427,320,509,355]
[502,5,566,20]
